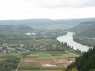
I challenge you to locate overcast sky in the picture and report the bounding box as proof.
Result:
[0,0,95,20]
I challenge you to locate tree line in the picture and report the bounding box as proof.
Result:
[66,46,95,71]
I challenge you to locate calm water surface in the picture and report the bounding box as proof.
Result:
[57,32,90,52]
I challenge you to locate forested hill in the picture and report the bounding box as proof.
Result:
[70,21,95,38]
[0,25,33,39]
[66,46,95,71]
[0,18,95,26]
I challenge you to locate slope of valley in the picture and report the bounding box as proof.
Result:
[70,21,95,47]
[0,24,81,71]
[0,19,95,71]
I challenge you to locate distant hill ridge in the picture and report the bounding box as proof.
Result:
[0,18,95,26]
[80,21,95,24]
[70,21,95,38]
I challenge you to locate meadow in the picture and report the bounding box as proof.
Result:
[18,51,78,71]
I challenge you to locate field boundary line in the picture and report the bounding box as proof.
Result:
[65,51,79,57]
[48,53,56,62]
[49,53,65,70]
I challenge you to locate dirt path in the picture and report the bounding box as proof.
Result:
[65,51,79,57]
[49,54,56,62]
[16,58,23,71]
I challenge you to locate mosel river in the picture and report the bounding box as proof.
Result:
[57,32,90,52]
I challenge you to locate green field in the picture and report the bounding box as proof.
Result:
[17,51,78,71]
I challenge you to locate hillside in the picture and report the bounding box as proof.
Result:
[66,47,95,71]
[70,21,95,38]
[70,21,95,46]
[0,25,33,40]
[0,25,33,34]
[0,18,95,26]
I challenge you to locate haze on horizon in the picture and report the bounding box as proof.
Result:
[0,0,95,20]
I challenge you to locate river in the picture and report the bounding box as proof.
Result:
[57,32,90,52]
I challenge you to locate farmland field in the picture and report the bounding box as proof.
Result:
[18,51,78,71]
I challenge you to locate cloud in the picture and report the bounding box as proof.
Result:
[0,0,95,20]
[25,0,95,8]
